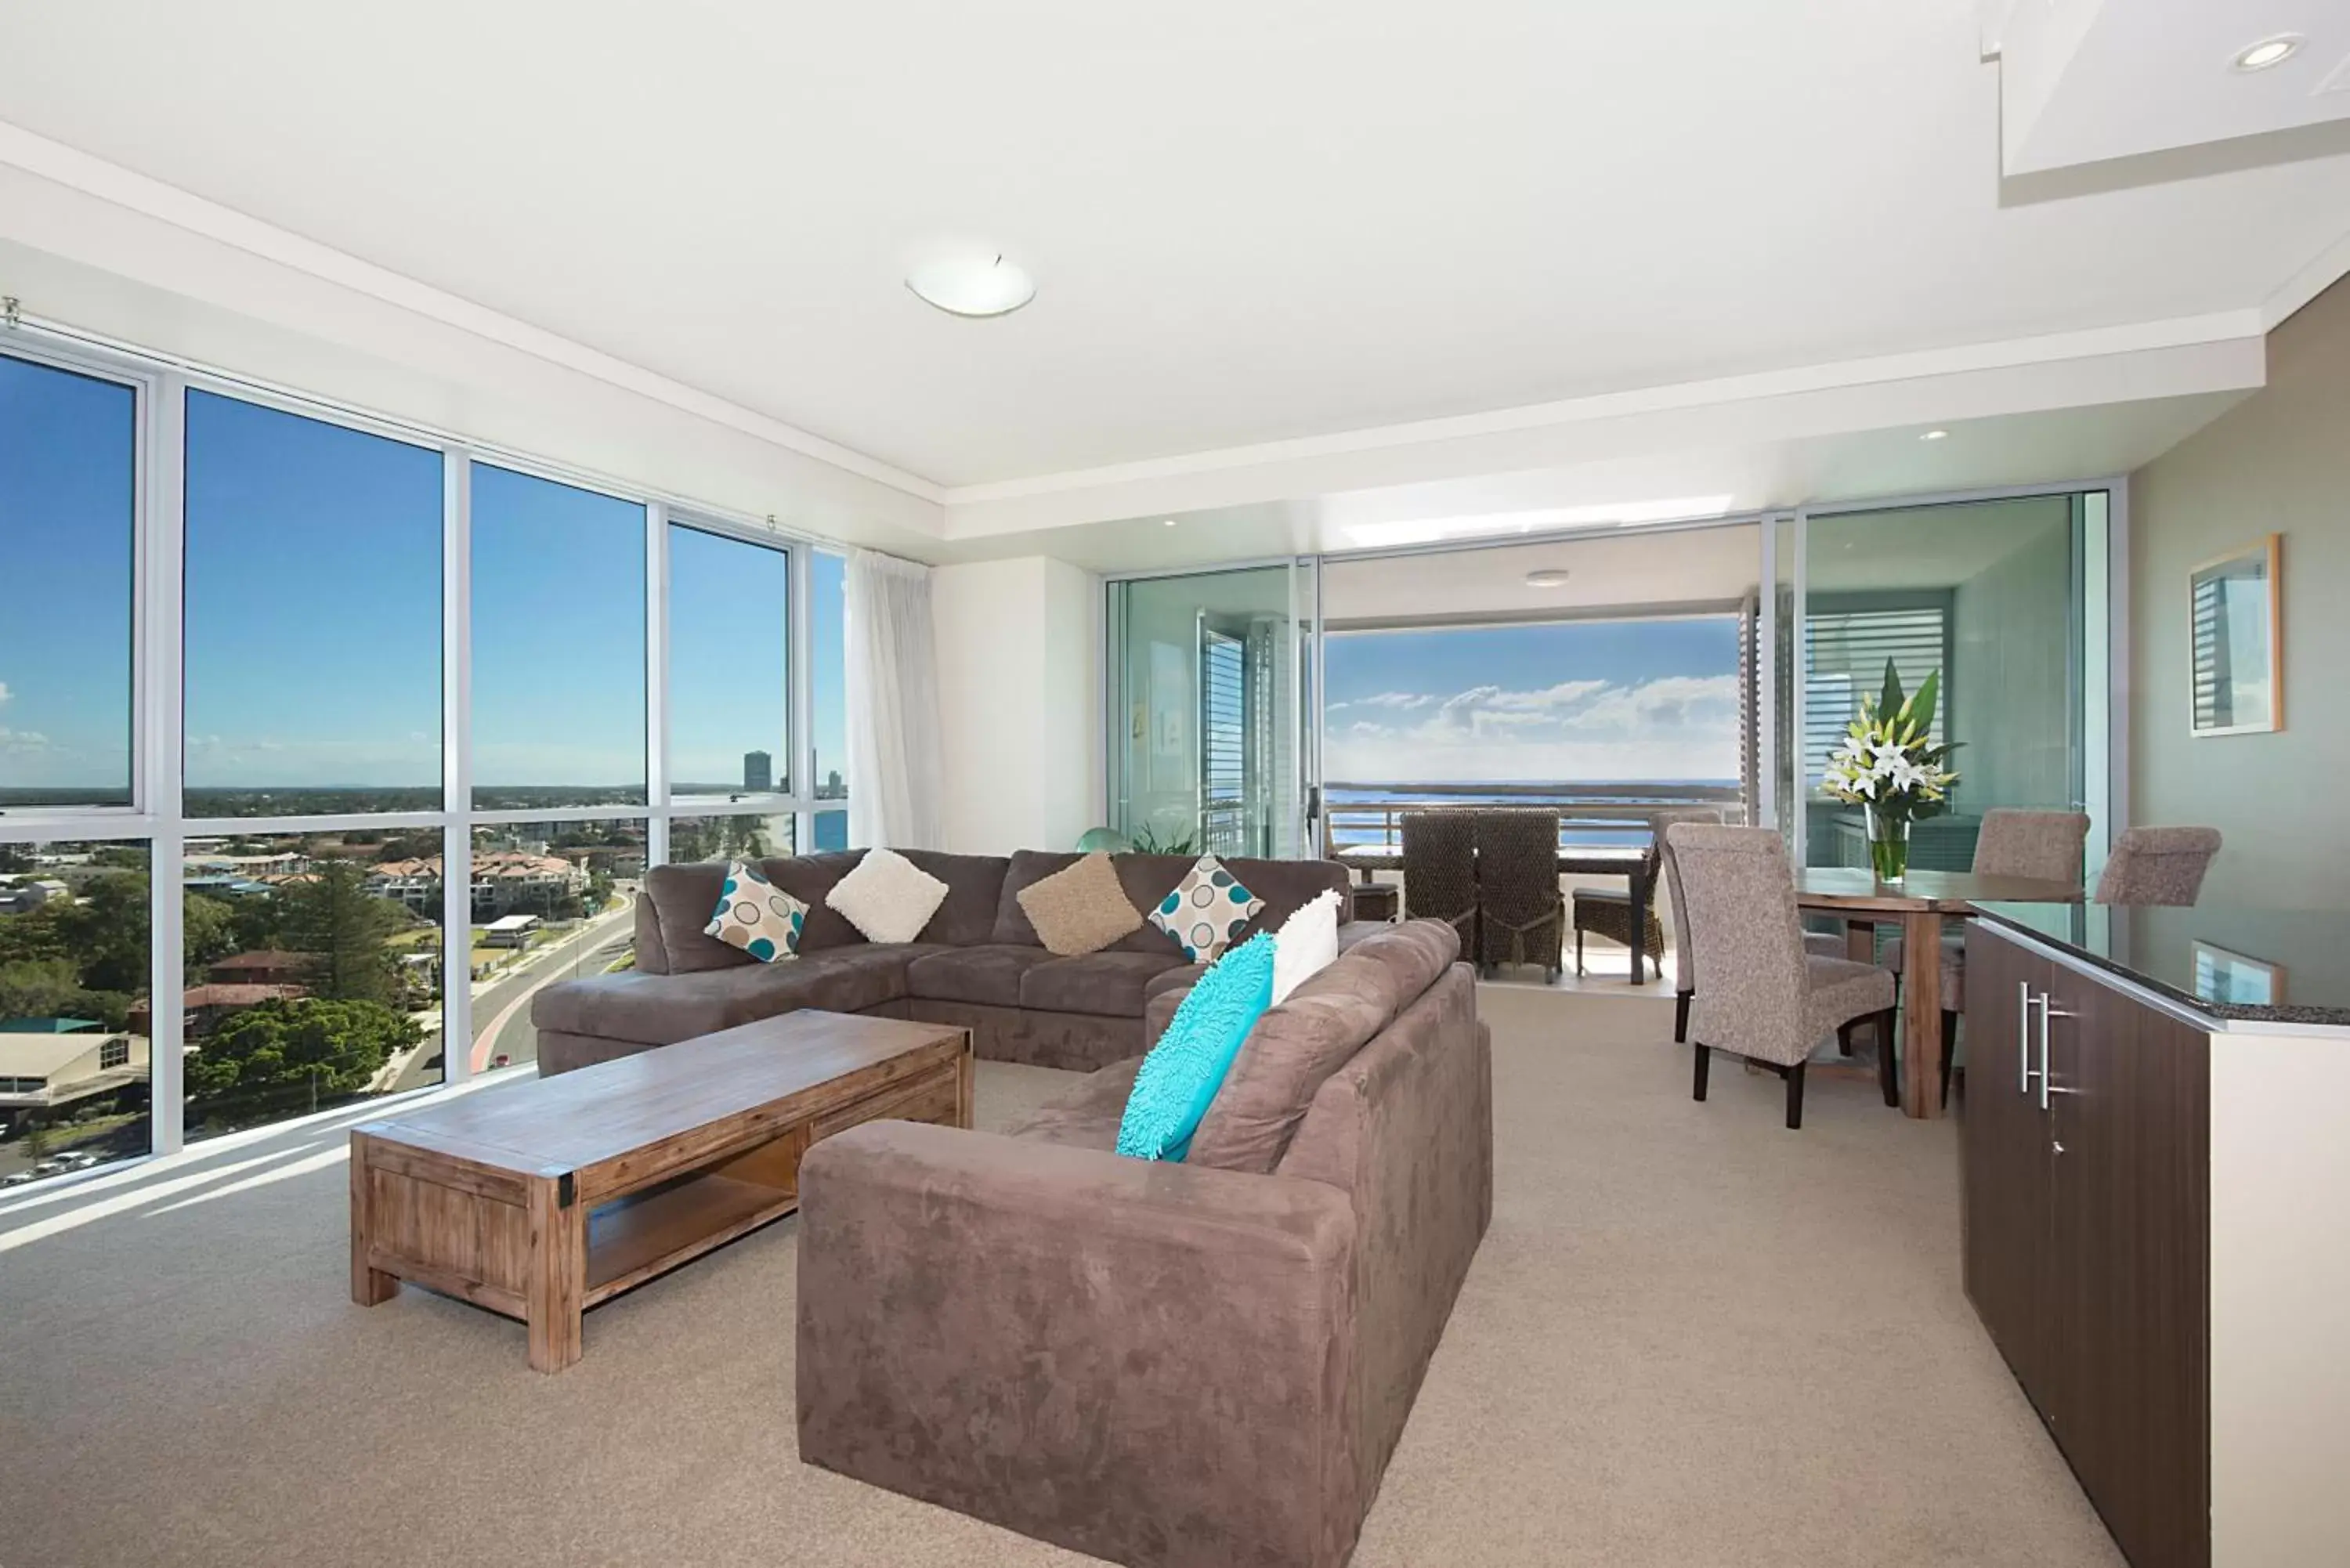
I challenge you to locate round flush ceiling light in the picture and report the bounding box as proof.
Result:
[1921,428,1950,441]
[2232,35,2301,71]
[1525,568,1571,589]
[905,243,1036,318]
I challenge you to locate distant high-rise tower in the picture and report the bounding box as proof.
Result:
[743,750,772,793]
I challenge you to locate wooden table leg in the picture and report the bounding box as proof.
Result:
[1900,910,1945,1119]
[526,1172,585,1373]
[349,1132,399,1306]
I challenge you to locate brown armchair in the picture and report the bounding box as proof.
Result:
[1473,808,1565,980]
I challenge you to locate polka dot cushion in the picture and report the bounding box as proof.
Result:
[703,858,807,963]
[1147,854,1267,964]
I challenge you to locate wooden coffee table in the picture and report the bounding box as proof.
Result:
[349,1010,971,1371]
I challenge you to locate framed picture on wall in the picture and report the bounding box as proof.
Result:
[2188,533,2282,736]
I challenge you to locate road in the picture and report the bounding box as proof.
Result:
[389,901,637,1093]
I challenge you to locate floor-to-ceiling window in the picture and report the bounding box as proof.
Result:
[0,328,853,1186]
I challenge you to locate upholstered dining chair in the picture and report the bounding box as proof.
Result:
[1658,811,1845,1046]
[1474,808,1566,981]
[2095,826,2222,906]
[1400,811,1479,954]
[1882,808,2090,1106]
[1665,823,1897,1129]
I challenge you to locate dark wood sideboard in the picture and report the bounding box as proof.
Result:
[1961,920,2211,1568]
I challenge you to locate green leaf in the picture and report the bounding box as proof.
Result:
[1878,658,1904,721]
[1908,669,1940,736]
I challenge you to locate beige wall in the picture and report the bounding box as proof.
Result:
[932,557,1101,856]
[2131,278,2350,908]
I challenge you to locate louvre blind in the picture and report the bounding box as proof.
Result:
[1200,630,1246,853]
[1802,606,1947,795]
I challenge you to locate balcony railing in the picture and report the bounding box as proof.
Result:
[1321,780,1745,856]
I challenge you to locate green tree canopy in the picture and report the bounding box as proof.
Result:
[277,862,407,1005]
[186,997,419,1114]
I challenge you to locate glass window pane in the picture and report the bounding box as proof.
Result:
[183,391,443,816]
[668,526,787,804]
[467,820,642,1073]
[0,839,152,1182]
[812,551,848,803]
[180,830,444,1140]
[0,356,136,808]
[811,808,850,852]
[470,466,646,810]
[670,812,795,865]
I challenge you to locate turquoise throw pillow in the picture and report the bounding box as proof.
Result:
[1116,933,1276,1162]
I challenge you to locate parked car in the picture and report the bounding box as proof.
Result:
[1,1169,38,1187]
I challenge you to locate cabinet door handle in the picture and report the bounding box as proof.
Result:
[2017,981,2036,1095]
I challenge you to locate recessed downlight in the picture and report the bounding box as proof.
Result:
[2233,35,2301,72]
[1524,568,1571,589]
[1162,517,1178,527]
[1921,428,1950,441]
[905,243,1036,318]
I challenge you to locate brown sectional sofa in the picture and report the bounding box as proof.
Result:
[796,920,1492,1568]
[530,847,1366,1076]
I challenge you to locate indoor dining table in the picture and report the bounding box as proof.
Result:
[1795,868,2082,1118]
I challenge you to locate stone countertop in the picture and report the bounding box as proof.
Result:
[1972,903,2350,1030]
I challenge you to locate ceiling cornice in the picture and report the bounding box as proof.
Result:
[0,117,946,505]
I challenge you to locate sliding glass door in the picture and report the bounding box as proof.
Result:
[1105,563,1306,858]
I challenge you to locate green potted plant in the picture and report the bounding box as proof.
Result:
[1822,659,1961,883]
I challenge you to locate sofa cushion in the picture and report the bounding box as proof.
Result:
[895,851,1012,946]
[530,945,936,1046]
[1186,919,1459,1175]
[1117,933,1275,1161]
[758,851,872,952]
[905,945,1055,1009]
[1019,949,1188,1018]
[703,859,808,963]
[1016,851,1144,956]
[1146,854,1267,963]
[826,848,951,944]
[642,861,760,974]
[1005,1054,1144,1151]
[1270,888,1343,1003]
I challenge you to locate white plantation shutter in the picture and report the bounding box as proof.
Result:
[1802,605,1947,796]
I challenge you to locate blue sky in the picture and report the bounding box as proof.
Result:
[1323,616,1741,783]
[0,356,136,799]
[5,367,844,799]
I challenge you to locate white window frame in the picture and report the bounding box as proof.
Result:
[0,325,855,1176]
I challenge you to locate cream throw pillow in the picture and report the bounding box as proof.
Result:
[823,847,950,944]
[1017,852,1144,956]
[1270,888,1343,1003]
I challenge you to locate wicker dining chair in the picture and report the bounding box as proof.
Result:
[1570,835,1667,983]
[1474,808,1566,981]
[1666,823,1898,1129]
[2095,826,2222,906]
[1399,811,1480,953]
[1882,808,2090,1107]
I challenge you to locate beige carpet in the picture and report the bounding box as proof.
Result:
[0,988,2122,1568]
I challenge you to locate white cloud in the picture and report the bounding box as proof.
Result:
[1329,691,1434,714]
[1324,674,1740,784]
[1562,674,1738,732]
[0,726,53,753]
[0,680,12,706]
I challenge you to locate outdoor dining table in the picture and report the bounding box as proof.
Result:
[1794,868,2083,1119]
[1332,842,1658,985]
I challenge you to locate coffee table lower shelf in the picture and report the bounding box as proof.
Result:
[349,1015,971,1372]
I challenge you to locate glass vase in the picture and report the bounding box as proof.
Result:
[1865,805,1910,883]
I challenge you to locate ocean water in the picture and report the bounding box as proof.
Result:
[1323,782,1739,849]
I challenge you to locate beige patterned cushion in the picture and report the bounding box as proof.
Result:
[1146,854,1266,963]
[702,859,807,963]
[1015,851,1144,956]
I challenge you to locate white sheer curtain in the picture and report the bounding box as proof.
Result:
[845,549,945,850]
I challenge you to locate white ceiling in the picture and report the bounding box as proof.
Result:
[1,0,2345,500]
